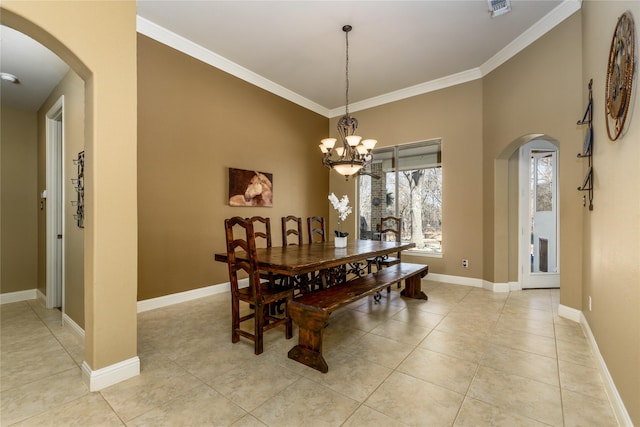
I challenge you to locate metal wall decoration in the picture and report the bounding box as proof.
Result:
[72,151,85,227]
[577,79,594,211]
[605,11,636,141]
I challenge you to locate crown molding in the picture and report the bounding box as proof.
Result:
[138,0,581,119]
[480,0,582,76]
[136,16,329,118]
[331,68,483,118]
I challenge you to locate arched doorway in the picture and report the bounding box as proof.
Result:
[494,134,560,291]
[2,2,140,391]
[1,21,85,355]
[518,139,560,289]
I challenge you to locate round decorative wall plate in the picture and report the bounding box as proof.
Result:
[605,11,636,141]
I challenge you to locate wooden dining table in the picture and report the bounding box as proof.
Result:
[214,239,426,298]
[215,239,410,274]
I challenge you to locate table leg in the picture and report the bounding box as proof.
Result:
[287,301,330,373]
[401,274,429,300]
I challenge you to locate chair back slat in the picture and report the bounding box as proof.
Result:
[247,216,272,248]
[380,216,401,242]
[307,216,326,243]
[224,217,262,300]
[282,216,303,245]
[380,216,402,258]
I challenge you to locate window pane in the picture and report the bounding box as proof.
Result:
[535,154,553,212]
[359,141,442,254]
[359,148,394,240]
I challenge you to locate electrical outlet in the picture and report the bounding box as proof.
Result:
[588,296,592,311]
[462,259,469,268]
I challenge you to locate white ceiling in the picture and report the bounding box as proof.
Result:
[1,1,581,114]
[0,25,69,111]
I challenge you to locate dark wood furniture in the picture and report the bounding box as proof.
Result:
[248,216,272,248]
[215,239,428,364]
[215,239,416,279]
[307,216,326,243]
[281,216,303,246]
[223,217,293,355]
[367,216,402,271]
[367,216,403,292]
[281,216,307,290]
[247,216,280,286]
[288,262,429,372]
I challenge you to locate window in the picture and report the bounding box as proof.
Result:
[358,140,442,254]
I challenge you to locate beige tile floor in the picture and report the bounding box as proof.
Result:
[1,281,620,426]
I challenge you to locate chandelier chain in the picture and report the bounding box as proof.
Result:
[345,27,350,116]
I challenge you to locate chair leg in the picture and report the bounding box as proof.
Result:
[285,300,293,339]
[254,303,265,355]
[231,296,240,343]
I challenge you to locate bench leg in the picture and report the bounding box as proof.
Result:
[400,274,428,300]
[287,301,330,373]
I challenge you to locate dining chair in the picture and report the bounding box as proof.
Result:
[307,216,326,243]
[224,216,293,355]
[248,216,272,248]
[247,216,287,290]
[281,216,313,293]
[281,216,303,246]
[367,216,402,292]
[249,216,291,314]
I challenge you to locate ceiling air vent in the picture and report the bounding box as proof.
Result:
[488,0,511,18]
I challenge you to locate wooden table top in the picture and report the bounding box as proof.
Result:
[215,239,415,276]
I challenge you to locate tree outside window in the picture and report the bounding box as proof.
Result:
[359,140,442,254]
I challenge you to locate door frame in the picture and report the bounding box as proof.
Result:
[45,96,65,310]
[518,139,560,289]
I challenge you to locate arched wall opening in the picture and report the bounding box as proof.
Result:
[1,3,139,390]
[494,133,560,288]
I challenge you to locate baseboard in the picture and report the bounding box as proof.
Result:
[0,289,37,304]
[81,356,140,392]
[426,273,484,288]
[558,304,581,323]
[580,313,633,427]
[137,282,230,313]
[62,312,85,342]
[483,280,510,293]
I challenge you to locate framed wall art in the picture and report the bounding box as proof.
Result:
[228,168,273,207]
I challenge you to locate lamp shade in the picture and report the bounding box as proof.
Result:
[345,135,362,146]
[332,161,363,176]
[321,138,337,149]
[362,139,377,150]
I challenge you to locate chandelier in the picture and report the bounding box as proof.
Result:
[319,25,377,179]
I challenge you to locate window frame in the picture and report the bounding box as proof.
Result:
[358,139,442,256]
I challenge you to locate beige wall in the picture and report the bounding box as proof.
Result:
[483,11,583,307]
[3,3,639,418]
[581,1,640,422]
[2,1,138,371]
[1,107,38,294]
[37,70,85,326]
[329,80,484,279]
[137,35,330,300]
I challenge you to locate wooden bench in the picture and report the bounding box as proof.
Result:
[287,262,429,373]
